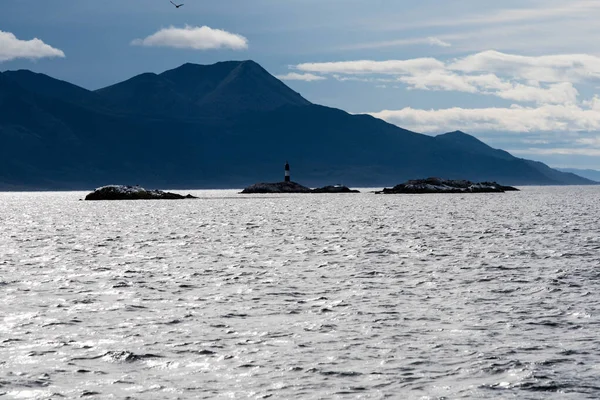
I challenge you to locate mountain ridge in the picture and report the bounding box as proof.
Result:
[0,61,595,190]
[93,60,310,120]
[557,168,600,182]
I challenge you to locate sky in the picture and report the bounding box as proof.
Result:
[2,0,600,169]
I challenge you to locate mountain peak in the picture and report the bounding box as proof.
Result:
[436,130,515,161]
[237,59,263,69]
[439,130,469,137]
[437,130,486,143]
[4,69,82,89]
[197,59,311,112]
[2,69,110,110]
[94,60,310,118]
[163,60,260,77]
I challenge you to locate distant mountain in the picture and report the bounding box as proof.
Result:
[0,62,595,190]
[557,168,600,182]
[435,131,591,184]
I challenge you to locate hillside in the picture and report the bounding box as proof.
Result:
[0,63,595,190]
[557,168,600,182]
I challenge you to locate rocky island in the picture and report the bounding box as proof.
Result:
[240,182,360,194]
[85,185,198,200]
[240,181,312,194]
[312,185,360,193]
[376,178,519,194]
[241,161,362,194]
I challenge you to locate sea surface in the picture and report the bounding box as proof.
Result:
[1,186,600,399]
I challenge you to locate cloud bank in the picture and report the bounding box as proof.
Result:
[449,51,600,83]
[0,30,65,62]
[293,50,600,135]
[370,101,600,134]
[132,25,248,50]
[295,50,600,88]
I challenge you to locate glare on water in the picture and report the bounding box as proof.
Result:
[1,187,600,399]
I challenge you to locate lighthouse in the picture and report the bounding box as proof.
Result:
[284,161,290,182]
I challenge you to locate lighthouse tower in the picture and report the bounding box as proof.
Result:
[284,161,290,182]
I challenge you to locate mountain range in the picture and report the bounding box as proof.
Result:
[0,60,594,190]
[557,168,600,183]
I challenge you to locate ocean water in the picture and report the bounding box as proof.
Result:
[1,186,600,399]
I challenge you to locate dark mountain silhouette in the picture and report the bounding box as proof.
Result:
[160,61,310,112]
[95,72,197,118]
[432,131,593,184]
[0,62,594,190]
[557,168,600,182]
[95,60,309,119]
[3,70,112,112]
[435,130,514,161]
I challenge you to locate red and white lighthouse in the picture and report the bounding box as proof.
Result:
[284,161,290,182]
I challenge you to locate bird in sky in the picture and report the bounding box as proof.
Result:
[170,1,184,8]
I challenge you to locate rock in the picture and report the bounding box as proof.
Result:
[376,177,519,194]
[240,181,312,194]
[493,184,520,192]
[85,185,198,200]
[311,185,360,193]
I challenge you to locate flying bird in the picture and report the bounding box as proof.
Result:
[170,1,184,8]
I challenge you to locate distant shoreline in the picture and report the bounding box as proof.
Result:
[3,183,600,194]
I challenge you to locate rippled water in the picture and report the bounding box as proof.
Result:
[1,187,600,399]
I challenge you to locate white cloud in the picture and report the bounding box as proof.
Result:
[493,82,578,104]
[332,75,371,82]
[330,75,396,83]
[131,25,248,50]
[510,148,600,157]
[352,52,599,135]
[400,71,579,104]
[294,50,600,146]
[294,51,594,105]
[427,37,451,47]
[295,51,600,83]
[449,50,600,83]
[296,58,444,75]
[275,72,325,82]
[339,35,457,51]
[370,103,600,133]
[0,30,65,62]
[582,95,600,110]
[398,71,478,93]
[576,136,600,145]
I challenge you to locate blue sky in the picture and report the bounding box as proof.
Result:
[2,0,600,169]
